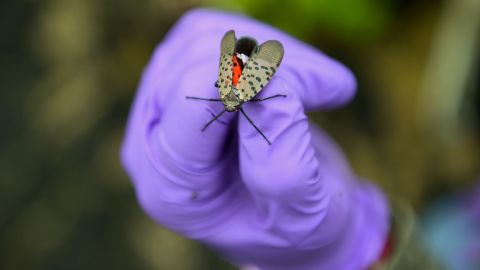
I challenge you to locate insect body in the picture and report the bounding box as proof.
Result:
[186,30,286,145]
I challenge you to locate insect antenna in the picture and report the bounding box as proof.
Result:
[239,108,271,145]
[186,96,222,102]
[201,109,227,132]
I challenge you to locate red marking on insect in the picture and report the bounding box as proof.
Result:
[232,54,242,87]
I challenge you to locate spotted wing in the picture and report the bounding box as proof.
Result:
[236,40,284,101]
[218,30,236,100]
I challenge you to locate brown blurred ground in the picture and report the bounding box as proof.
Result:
[0,0,478,269]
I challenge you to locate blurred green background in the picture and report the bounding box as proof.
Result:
[1,0,478,269]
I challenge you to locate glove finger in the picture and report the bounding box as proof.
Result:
[127,17,240,175]
[238,76,320,203]
[121,25,241,231]
[158,64,236,171]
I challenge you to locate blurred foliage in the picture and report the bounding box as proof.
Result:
[209,0,394,43]
[0,0,478,269]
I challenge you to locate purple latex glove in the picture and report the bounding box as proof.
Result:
[121,9,389,270]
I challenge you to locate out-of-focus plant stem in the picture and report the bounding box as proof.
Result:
[418,0,480,141]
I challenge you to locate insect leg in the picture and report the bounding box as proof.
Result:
[239,108,272,145]
[201,109,227,132]
[186,96,222,102]
[250,94,287,102]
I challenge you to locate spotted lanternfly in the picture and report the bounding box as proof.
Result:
[186,30,286,145]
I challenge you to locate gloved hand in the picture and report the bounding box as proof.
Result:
[121,8,389,270]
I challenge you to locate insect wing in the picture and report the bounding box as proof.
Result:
[236,40,284,101]
[218,30,236,100]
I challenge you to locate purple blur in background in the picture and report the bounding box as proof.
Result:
[121,9,389,270]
